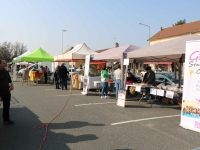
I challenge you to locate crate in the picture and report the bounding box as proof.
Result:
[162,98,170,104]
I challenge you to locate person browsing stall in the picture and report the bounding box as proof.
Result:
[0,59,14,125]
[114,64,121,100]
[101,65,110,99]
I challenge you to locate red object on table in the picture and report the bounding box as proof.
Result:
[126,81,133,85]
[108,79,113,82]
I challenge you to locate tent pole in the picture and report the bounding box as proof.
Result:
[133,60,136,75]
[70,60,72,93]
[178,57,182,88]
[120,53,124,90]
[174,62,177,84]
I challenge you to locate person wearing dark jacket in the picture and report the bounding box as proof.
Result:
[0,59,14,124]
[143,66,156,102]
[54,65,60,89]
[59,63,69,90]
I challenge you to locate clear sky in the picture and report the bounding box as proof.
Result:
[0,0,200,56]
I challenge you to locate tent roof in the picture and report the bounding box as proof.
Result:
[127,34,200,62]
[93,44,140,60]
[13,50,32,61]
[54,43,97,62]
[20,47,54,62]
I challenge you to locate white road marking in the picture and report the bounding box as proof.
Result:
[75,102,116,106]
[75,101,136,106]
[56,94,82,96]
[111,115,181,125]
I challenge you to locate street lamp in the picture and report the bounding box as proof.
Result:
[139,23,150,45]
[62,30,67,53]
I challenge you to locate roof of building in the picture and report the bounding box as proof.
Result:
[150,20,200,41]
[95,48,110,53]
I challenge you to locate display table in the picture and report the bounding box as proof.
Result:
[126,84,182,107]
[30,72,44,82]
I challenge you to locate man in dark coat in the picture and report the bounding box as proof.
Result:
[59,63,69,90]
[143,66,156,102]
[0,59,14,124]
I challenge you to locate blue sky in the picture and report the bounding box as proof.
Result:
[0,0,200,56]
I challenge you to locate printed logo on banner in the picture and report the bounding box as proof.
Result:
[188,50,200,76]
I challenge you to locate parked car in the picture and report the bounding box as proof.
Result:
[155,72,183,85]
[155,73,175,86]
[140,69,160,77]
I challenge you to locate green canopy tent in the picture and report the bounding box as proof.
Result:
[20,47,54,62]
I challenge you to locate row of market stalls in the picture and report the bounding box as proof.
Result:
[11,34,200,133]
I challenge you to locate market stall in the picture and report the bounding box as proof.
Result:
[54,43,98,91]
[92,44,140,94]
[19,47,54,84]
[127,35,200,109]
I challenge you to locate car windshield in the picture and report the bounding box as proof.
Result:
[155,73,174,85]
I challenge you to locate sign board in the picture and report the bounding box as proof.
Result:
[135,86,141,92]
[117,90,126,107]
[157,89,165,96]
[150,88,157,95]
[81,77,88,95]
[165,91,174,99]
[180,40,200,132]
[84,55,90,77]
[123,58,129,66]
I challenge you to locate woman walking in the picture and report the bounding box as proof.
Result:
[101,65,109,99]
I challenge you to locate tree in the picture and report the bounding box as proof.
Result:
[0,41,28,62]
[172,19,186,26]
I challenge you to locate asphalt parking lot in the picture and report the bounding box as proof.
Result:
[0,82,199,150]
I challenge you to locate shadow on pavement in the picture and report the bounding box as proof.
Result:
[0,107,99,150]
[50,121,105,129]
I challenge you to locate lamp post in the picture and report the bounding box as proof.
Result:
[139,23,150,45]
[62,30,67,53]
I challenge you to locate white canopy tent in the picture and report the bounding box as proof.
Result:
[93,44,140,61]
[54,43,97,62]
[13,50,32,62]
[127,34,200,62]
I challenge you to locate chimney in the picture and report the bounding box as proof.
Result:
[160,27,163,31]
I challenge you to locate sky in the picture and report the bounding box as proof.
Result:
[0,0,200,56]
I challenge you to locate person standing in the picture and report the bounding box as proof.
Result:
[41,66,47,84]
[114,64,121,100]
[143,66,156,103]
[59,63,69,90]
[101,65,109,99]
[0,59,14,124]
[54,65,60,89]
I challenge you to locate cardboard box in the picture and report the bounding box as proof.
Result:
[162,98,170,104]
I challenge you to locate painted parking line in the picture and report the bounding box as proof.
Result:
[75,102,116,106]
[75,101,136,106]
[111,115,181,125]
[56,94,82,96]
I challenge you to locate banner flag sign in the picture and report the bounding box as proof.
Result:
[117,90,126,107]
[81,55,90,95]
[180,40,200,132]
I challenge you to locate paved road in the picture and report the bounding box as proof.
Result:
[0,82,199,150]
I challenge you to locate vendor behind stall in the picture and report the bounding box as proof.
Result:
[143,66,156,102]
